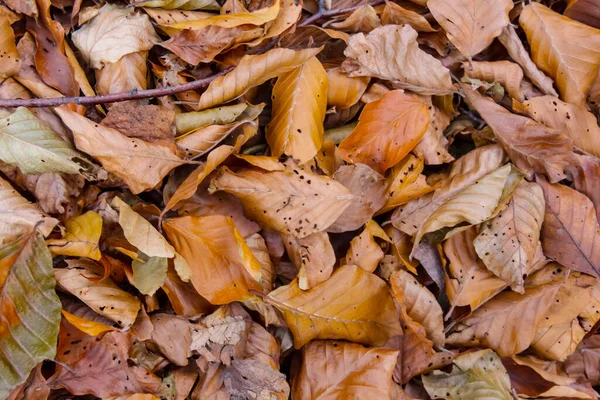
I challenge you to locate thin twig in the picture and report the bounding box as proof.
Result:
[0,67,234,108]
[299,0,385,27]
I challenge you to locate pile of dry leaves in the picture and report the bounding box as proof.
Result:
[1,0,600,398]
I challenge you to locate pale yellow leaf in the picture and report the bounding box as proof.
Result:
[47,211,102,260]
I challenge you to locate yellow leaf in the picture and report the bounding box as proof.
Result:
[266,57,328,163]
[175,103,248,135]
[342,25,453,94]
[428,0,513,61]
[266,265,402,348]
[338,90,430,174]
[55,107,186,194]
[346,220,387,273]
[162,215,262,304]
[61,310,115,337]
[463,61,524,102]
[520,2,600,106]
[47,211,102,260]
[198,47,321,110]
[326,67,369,109]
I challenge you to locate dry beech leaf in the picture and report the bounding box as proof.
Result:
[0,175,58,241]
[55,261,141,327]
[497,25,558,97]
[150,314,192,366]
[56,107,186,194]
[463,86,573,183]
[143,8,214,26]
[175,103,248,135]
[266,265,402,348]
[246,233,275,291]
[342,25,454,95]
[413,164,512,249]
[567,153,600,222]
[95,51,148,96]
[61,310,115,337]
[72,4,160,69]
[520,3,600,106]
[266,56,328,163]
[422,349,513,400]
[326,5,381,33]
[326,67,369,109]
[198,47,321,110]
[338,90,430,174]
[444,228,507,315]
[413,96,454,165]
[390,269,444,347]
[163,215,262,304]
[209,163,354,239]
[292,341,399,399]
[473,180,545,293]
[47,211,103,260]
[392,144,506,235]
[345,219,388,273]
[284,232,335,290]
[328,164,387,232]
[428,0,513,61]
[565,0,600,29]
[381,1,436,32]
[515,95,600,158]
[564,336,600,386]
[162,265,214,317]
[0,15,20,79]
[463,61,524,102]
[537,176,600,278]
[135,0,219,10]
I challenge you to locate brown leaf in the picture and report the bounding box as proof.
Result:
[345,220,387,273]
[0,15,20,79]
[245,322,280,369]
[564,335,600,386]
[101,103,176,149]
[326,67,369,110]
[342,25,454,94]
[150,314,192,366]
[515,95,600,158]
[209,163,354,239]
[96,52,148,96]
[428,0,513,61]
[326,5,381,33]
[198,47,322,110]
[338,90,430,174]
[266,56,328,163]
[224,359,289,400]
[566,153,600,222]
[464,61,525,102]
[520,3,600,106]
[266,265,402,348]
[565,0,600,29]
[284,232,335,290]
[292,340,399,399]
[413,96,454,165]
[537,175,600,277]
[162,264,214,317]
[463,85,573,183]
[381,1,437,32]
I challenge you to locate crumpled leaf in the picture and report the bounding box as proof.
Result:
[564,335,600,386]
[381,1,437,32]
[0,108,93,175]
[267,57,328,163]
[0,234,61,400]
[224,359,290,400]
[413,95,454,165]
[345,219,388,273]
[209,163,354,239]
[422,349,513,400]
[463,85,573,183]
[428,0,513,61]
[537,176,600,278]
[163,215,262,304]
[266,264,402,348]
[198,47,321,110]
[338,90,430,174]
[47,211,102,260]
[342,25,454,95]
[473,180,545,293]
[292,340,399,399]
[325,5,381,33]
[56,107,185,194]
[520,2,600,106]
[464,61,524,102]
[150,314,192,366]
[284,232,335,290]
[72,4,160,69]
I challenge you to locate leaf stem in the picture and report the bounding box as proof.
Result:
[0,67,234,109]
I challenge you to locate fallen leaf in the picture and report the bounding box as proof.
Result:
[463,85,573,183]
[565,0,600,29]
[413,96,454,165]
[284,232,335,290]
[72,4,160,69]
[266,264,402,348]
[224,359,290,400]
[56,107,186,194]
[199,47,321,110]
[342,25,454,94]
[326,67,369,109]
[381,1,436,32]
[564,336,600,386]
[132,257,168,296]
[422,349,513,400]
[175,103,248,135]
[266,57,328,163]
[345,219,387,272]
[0,15,20,79]
[537,175,600,277]
[209,163,354,239]
[473,180,545,293]
[428,0,513,61]
[135,0,219,10]
[520,2,600,106]
[61,309,115,336]
[162,264,214,316]
[163,215,262,304]
[47,211,103,260]
[464,61,524,102]
[338,90,430,174]
[95,51,148,96]
[326,5,381,33]
[292,340,399,399]
[150,314,192,366]
[567,153,600,222]
[0,234,61,399]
